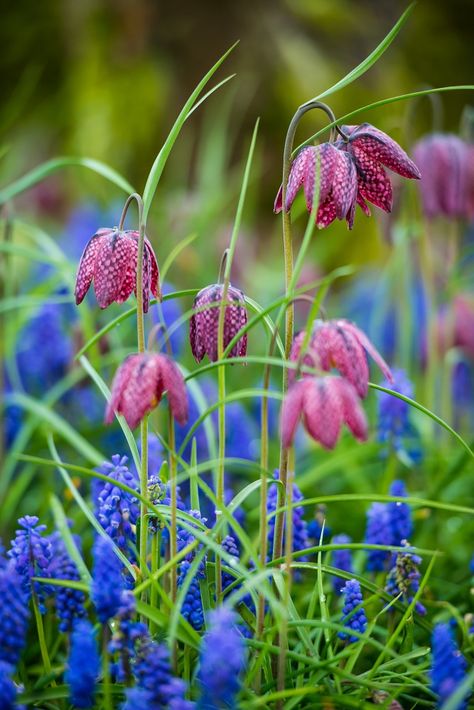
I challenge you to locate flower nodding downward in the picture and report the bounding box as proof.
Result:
[105,353,188,430]
[75,228,160,313]
[189,283,248,363]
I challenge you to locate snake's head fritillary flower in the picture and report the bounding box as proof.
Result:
[275,124,419,229]
[289,319,392,397]
[412,133,473,220]
[274,143,358,229]
[281,375,368,449]
[189,284,248,363]
[437,294,474,359]
[340,123,420,219]
[75,228,160,313]
[105,353,188,430]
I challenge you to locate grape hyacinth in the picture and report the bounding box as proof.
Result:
[331,534,354,594]
[48,533,86,633]
[385,542,426,615]
[387,480,413,546]
[109,591,148,682]
[93,454,140,554]
[8,516,53,611]
[125,640,193,709]
[430,623,470,709]
[177,560,205,631]
[197,607,246,708]
[91,536,125,623]
[221,534,240,593]
[65,620,100,709]
[338,579,367,644]
[307,505,331,544]
[0,563,29,666]
[0,661,22,710]
[364,503,393,572]
[377,369,421,463]
[267,473,310,564]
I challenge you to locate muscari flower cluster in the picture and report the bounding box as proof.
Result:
[331,534,354,595]
[93,454,140,554]
[176,511,208,631]
[430,623,471,709]
[365,479,413,572]
[48,533,86,633]
[385,541,426,616]
[338,579,367,644]
[197,607,246,709]
[282,319,392,449]
[267,472,310,564]
[65,620,100,709]
[109,591,148,683]
[377,369,422,463]
[91,535,125,623]
[413,133,474,221]
[7,516,53,611]
[275,122,420,229]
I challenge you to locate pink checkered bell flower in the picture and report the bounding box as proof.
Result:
[274,123,420,229]
[75,228,160,313]
[412,133,474,220]
[289,319,393,397]
[281,375,368,450]
[189,283,248,363]
[105,353,188,430]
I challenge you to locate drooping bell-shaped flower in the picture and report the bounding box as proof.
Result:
[289,318,392,396]
[281,375,367,449]
[437,294,474,360]
[274,143,358,228]
[275,123,420,230]
[105,353,188,430]
[75,228,160,313]
[189,283,248,363]
[412,133,474,220]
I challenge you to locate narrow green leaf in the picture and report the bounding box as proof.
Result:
[142,42,238,223]
[0,157,135,204]
[49,494,92,583]
[314,4,415,102]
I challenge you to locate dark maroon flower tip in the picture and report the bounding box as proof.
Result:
[189,283,248,363]
[289,318,392,397]
[281,375,368,449]
[74,228,160,313]
[105,353,188,430]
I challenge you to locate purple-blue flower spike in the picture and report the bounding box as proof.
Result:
[65,620,100,709]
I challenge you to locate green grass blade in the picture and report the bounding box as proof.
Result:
[0,157,135,204]
[142,42,238,223]
[49,494,92,583]
[314,4,415,102]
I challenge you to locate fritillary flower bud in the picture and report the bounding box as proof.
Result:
[275,123,419,229]
[290,318,392,396]
[105,353,188,430]
[75,228,160,313]
[281,375,368,449]
[412,133,473,220]
[189,284,247,363]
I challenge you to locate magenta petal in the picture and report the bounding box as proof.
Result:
[159,355,188,425]
[331,150,358,220]
[303,378,343,449]
[338,320,393,383]
[75,233,104,305]
[351,144,393,212]
[94,231,136,309]
[316,197,337,228]
[349,123,421,179]
[303,143,337,211]
[105,354,140,425]
[336,379,368,442]
[281,380,305,448]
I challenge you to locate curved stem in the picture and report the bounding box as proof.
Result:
[120,193,149,588]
